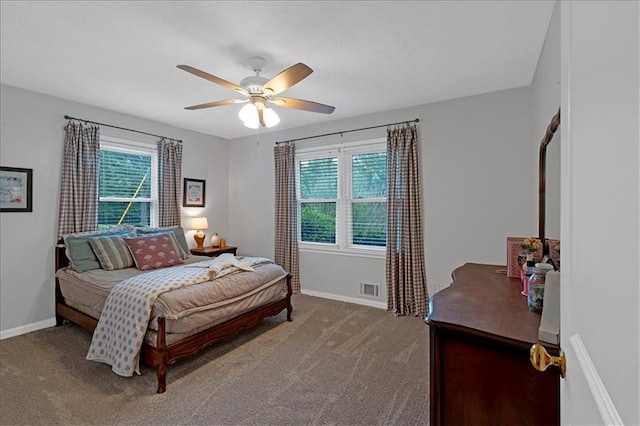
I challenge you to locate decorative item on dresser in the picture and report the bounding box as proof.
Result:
[189,246,237,257]
[425,263,560,425]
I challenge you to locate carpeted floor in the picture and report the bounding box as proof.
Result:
[0,294,429,425]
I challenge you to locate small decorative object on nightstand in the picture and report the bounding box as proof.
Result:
[190,246,237,257]
[210,233,220,247]
[189,217,208,250]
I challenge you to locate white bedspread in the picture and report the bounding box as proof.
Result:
[86,256,273,377]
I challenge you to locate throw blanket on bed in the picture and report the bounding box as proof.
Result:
[185,253,261,280]
[86,256,273,377]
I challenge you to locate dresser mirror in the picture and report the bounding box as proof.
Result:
[538,107,561,256]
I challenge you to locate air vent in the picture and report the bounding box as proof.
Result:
[360,283,380,298]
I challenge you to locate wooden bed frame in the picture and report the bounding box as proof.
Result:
[54,244,293,393]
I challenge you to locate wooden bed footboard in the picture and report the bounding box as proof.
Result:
[54,244,293,393]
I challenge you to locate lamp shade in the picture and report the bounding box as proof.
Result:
[239,103,279,129]
[239,103,260,129]
[189,217,208,230]
[239,103,256,122]
[263,107,280,127]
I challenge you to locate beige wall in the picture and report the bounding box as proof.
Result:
[227,86,535,304]
[0,84,228,336]
[531,0,561,241]
[0,84,547,332]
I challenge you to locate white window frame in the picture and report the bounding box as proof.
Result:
[296,138,386,259]
[99,136,159,227]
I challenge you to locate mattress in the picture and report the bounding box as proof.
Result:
[56,255,289,341]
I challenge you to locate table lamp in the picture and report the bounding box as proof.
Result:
[190,217,208,250]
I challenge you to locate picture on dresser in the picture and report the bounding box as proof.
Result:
[506,236,543,278]
[548,238,560,270]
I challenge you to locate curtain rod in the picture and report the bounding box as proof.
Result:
[64,115,182,143]
[275,118,420,145]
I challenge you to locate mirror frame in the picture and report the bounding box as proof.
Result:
[538,107,561,255]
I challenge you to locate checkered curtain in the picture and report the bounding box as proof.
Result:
[386,124,428,317]
[274,143,300,293]
[157,138,183,227]
[57,121,100,239]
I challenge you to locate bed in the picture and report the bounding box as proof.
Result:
[54,227,292,394]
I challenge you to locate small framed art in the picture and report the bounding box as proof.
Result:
[183,178,206,207]
[0,166,33,212]
[547,239,561,270]
[506,236,543,278]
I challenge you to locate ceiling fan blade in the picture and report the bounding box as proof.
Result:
[177,65,249,96]
[263,63,313,97]
[270,97,335,114]
[184,98,247,110]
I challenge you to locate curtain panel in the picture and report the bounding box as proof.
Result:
[157,138,183,227]
[274,143,300,293]
[386,124,429,317]
[57,121,100,239]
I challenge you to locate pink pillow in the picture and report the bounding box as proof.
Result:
[124,235,184,271]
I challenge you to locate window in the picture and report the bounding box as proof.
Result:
[98,137,158,228]
[349,150,387,246]
[296,139,386,255]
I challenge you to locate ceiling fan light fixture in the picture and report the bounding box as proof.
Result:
[263,107,280,128]
[239,103,260,129]
[239,103,280,129]
[239,75,268,94]
[242,117,260,129]
[238,103,256,122]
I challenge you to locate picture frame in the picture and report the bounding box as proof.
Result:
[506,236,543,278]
[547,238,561,270]
[0,166,33,212]
[183,178,205,207]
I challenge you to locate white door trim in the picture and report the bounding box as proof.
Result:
[569,334,623,425]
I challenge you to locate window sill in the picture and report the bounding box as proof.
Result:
[299,245,386,260]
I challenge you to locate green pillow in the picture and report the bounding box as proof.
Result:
[89,232,136,271]
[63,226,135,273]
[136,226,189,255]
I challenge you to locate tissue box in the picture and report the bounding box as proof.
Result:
[538,270,560,344]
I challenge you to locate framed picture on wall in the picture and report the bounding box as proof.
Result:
[183,178,206,207]
[0,166,33,212]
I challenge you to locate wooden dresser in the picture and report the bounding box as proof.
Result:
[425,263,560,425]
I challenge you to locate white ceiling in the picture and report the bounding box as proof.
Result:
[0,1,555,140]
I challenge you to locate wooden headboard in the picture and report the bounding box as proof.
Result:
[55,242,70,271]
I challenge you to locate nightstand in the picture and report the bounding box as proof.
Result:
[190,246,237,257]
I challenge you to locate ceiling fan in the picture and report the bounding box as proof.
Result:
[177,56,335,129]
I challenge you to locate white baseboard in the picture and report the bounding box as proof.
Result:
[2,292,388,339]
[569,334,623,426]
[0,317,57,340]
[300,289,387,310]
